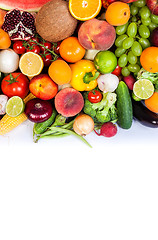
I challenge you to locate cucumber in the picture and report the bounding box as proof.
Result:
[33,109,57,134]
[116,81,133,129]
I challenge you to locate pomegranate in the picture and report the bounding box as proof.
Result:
[2,9,35,40]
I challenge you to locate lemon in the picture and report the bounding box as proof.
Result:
[19,52,44,77]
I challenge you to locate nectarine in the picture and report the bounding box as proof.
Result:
[55,88,84,117]
[78,18,116,51]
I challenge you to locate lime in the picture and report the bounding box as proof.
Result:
[133,79,154,100]
[132,92,141,101]
[94,50,117,74]
[6,96,25,117]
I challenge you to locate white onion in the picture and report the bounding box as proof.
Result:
[84,49,100,60]
[58,83,72,91]
[73,114,94,136]
[0,94,8,115]
[97,73,119,93]
[0,49,19,73]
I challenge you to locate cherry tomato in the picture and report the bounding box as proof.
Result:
[112,64,122,76]
[42,53,53,67]
[52,41,61,55]
[88,90,102,103]
[1,72,29,99]
[40,41,52,53]
[13,40,26,54]
[28,36,40,46]
[26,45,41,54]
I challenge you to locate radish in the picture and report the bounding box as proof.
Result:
[123,75,136,90]
[94,122,117,137]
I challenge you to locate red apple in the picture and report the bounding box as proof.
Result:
[146,0,158,15]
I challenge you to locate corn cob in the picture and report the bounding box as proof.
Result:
[0,93,35,135]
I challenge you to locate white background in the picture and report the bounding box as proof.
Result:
[0,119,158,240]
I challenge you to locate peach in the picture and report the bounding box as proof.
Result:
[78,18,116,51]
[0,9,7,28]
[55,87,84,117]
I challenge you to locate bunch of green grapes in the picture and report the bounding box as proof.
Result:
[114,0,158,77]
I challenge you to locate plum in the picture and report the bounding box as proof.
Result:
[151,27,158,46]
[54,88,84,117]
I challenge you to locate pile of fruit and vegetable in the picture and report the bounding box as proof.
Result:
[0,0,158,147]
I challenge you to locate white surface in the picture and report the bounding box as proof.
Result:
[0,117,158,147]
[0,119,158,240]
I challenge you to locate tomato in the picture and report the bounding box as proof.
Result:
[42,53,53,67]
[26,45,41,54]
[29,74,58,100]
[40,41,52,53]
[52,41,61,55]
[1,73,29,99]
[112,64,122,76]
[13,40,26,54]
[28,36,40,46]
[88,90,102,103]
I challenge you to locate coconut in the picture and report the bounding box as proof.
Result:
[35,0,78,42]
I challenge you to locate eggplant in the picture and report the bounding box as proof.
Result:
[132,100,158,128]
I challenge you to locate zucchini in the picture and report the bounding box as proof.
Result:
[116,81,133,129]
[33,109,57,134]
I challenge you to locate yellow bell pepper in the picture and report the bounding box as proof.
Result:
[70,59,99,91]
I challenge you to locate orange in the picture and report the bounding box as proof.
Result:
[105,2,130,26]
[69,0,102,21]
[0,28,11,49]
[59,37,85,63]
[48,59,72,85]
[19,52,44,77]
[145,92,158,113]
[140,47,158,73]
